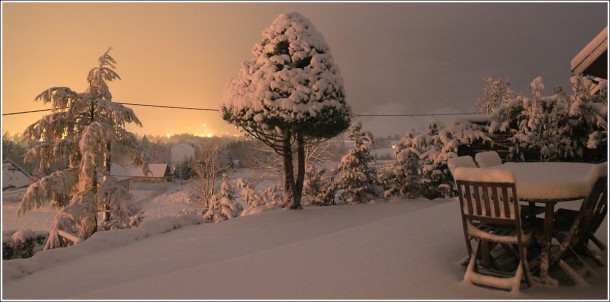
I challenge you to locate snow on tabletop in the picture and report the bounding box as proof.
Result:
[494,162,599,200]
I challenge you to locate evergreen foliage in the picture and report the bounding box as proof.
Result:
[383,119,489,199]
[202,175,243,222]
[18,49,148,249]
[221,12,351,209]
[335,122,379,204]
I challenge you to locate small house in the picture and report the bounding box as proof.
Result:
[2,159,33,202]
[2,159,32,192]
[126,163,171,182]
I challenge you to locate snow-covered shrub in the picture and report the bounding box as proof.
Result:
[260,185,285,207]
[201,175,243,223]
[18,49,149,249]
[221,12,351,209]
[236,178,265,209]
[335,122,380,204]
[383,119,490,199]
[303,164,336,206]
[2,230,48,259]
[237,178,285,215]
[489,76,607,162]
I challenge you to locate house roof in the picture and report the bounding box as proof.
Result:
[571,26,608,79]
[110,163,132,182]
[126,163,168,178]
[2,159,32,191]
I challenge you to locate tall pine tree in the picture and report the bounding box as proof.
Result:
[18,49,148,249]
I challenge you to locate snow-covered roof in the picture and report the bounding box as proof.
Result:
[126,163,168,178]
[2,159,32,191]
[110,163,132,182]
[571,26,608,78]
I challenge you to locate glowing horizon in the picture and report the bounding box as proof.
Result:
[2,2,607,138]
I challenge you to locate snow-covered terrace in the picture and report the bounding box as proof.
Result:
[2,198,607,299]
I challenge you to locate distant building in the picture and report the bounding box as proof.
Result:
[2,159,33,202]
[111,163,132,190]
[126,163,171,182]
[170,143,196,165]
[2,159,32,192]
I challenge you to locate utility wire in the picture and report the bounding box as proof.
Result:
[2,109,54,116]
[2,102,475,117]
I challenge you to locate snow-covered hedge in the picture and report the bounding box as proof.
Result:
[489,76,607,162]
[382,119,490,199]
[2,230,48,260]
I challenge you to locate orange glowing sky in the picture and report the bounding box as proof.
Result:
[2,2,608,138]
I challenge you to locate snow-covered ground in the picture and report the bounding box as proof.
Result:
[2,168,608,299]
[2,198,607,299]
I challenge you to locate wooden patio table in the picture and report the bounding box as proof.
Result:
[487,162,597,285]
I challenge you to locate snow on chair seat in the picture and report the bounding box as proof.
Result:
[448,156,477,177]
[474,151,502,168]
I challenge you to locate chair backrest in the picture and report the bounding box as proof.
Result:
[474,151,502,168]
[454,167,520,225]
[448,156,477,177]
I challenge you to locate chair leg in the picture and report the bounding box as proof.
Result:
[558,259,591,286]
[464,239,527,291]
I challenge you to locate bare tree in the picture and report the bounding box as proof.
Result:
[191,138,230,207]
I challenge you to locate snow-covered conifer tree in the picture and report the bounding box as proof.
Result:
[474,77,515,114]
[221,12,351,209]
[18,49,148,249]
[202,175,243,223]
[335,122,379,204]
[235,178,265,208]
[383,119,489,199]
[303,164,335,206]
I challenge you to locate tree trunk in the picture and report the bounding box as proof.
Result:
[292,130,305,209]
[103,142,111,227]
[282,129,295,206]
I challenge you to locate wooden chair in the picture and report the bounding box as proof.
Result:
[454,167,533,291]
[526,163,607,285]
[448,156,477,177]
[474,151,503,168]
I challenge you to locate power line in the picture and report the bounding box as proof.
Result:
[2,102,475,117]
[2,109,53,116]
[117,102,219,112]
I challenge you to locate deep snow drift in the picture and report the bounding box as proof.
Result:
[2,198,607,300]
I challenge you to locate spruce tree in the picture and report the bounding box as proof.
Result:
[335,122,379,204]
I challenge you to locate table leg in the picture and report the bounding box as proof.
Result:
[537,202,559,285]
